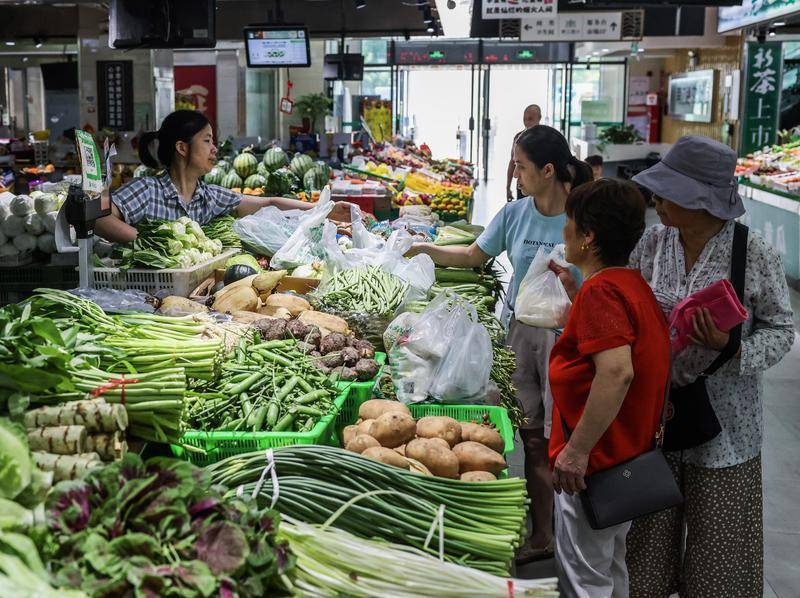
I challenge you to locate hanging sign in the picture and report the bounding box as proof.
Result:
[741,41,783,156]
[482,0,557,21]
[520,12,622,42]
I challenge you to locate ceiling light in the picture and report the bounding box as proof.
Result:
[422,7,434,25]
[774,21,786,27]
[5,41,15,46]
[34,36,43,48]
[427,25,435,33]
[637,48,645,53]
[601,48,609,53]
[354,0,366,8]
[769,27,777,37]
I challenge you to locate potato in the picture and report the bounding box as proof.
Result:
[428,437,451,451]
[369,412,417,448]
[460,422,505,454]
[453,441,507,475]
[394,444,407,457]
[362,446,410,469]
[460,471,497,482]
[416,416,462,448]
[358,399,411,421]
[405,438,460,479]
[342,425,359,446]
[356,419,375,436]
[345,435,380,454]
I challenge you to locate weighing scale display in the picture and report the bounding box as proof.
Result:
[244,27,311,68]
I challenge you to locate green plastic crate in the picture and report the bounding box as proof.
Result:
[336,395,514,456]
[335,352,387,419]
[170,389,349,466]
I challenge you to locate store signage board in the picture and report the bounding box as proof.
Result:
[393,41,481,65]
[520,12,622,42]
[97,60,133,131]
[718,0,800,34]
[741,42,783,155]
[667,69,715,123]
[483,0,557,20]
[481,41,572,64]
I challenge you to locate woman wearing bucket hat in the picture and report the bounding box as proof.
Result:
[623,136,795,597]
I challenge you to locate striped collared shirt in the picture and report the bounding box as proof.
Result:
[112,171,240,225]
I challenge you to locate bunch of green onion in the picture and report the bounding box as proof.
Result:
[279,516,558,597]
[208,445,529,575]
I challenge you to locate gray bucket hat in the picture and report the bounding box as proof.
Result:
[632,135,745,220]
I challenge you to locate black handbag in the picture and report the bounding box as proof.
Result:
[662,222,748,452]
[561,369,683,530]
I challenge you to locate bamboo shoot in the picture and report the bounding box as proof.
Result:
[24,400,128,433]
[27,425,87,454]
[85,432,127,461]
[32,452,102,481]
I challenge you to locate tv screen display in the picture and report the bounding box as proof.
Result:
[244,26,311,68]
[323,53,365,80]
[718,0,800,33]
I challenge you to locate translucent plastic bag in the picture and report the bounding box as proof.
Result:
[390,293,493,405]
[428,301,493,403]
[232,206,304,256]
[514,244,571,329]
[270,190,335,270]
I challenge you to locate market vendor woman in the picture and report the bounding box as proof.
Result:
[408,125,593,563]
[95,110,346,243]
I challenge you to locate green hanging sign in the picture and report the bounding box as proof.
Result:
[741,41,783,156]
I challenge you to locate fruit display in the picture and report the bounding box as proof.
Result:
[289,153,315,179]
[303,167,329,192]
[267,167,300,196]
[362,99,392,143]
[244,173,267,189]
[738,140,800,193]
[221,170,243,190]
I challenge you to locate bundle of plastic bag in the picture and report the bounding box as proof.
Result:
[389,293,493,405]
[515,244,571,329]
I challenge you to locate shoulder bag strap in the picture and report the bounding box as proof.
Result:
[700,222,749,377]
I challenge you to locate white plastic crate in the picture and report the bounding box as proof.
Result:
[92,248,239,297]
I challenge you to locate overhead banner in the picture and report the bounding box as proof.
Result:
[520,12,622,42]
[741,41,783,155]
[482,0,557,20]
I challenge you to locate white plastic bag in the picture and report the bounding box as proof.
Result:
[515,244,571,329]
[270,189,335,269]
[232,206,304,256]
[390,293,493,405]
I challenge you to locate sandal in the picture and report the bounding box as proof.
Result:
[515,542,555,565]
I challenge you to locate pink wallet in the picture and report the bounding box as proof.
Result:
[668,279,749,353]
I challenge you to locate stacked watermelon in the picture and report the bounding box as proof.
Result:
[289,153,314,179]
[244,173,267,189]
[263,147,289,172]
[215,159,232,173]
[203,167,225,185]
[221,171,243,189]
[233,150,259,179]
[133,164,157,178]
[303,167,329,191]
[266,168,299,195]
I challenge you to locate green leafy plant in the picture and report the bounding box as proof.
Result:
[596,124,643,150]
[294,93,332,134]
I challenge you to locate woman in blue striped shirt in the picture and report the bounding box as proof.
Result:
[95,110,346,243]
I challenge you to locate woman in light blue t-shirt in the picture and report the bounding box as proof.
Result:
[409,125,592,563]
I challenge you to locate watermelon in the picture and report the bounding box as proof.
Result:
[303,168,329,192]
[257,161,270,178]
[244,173,267,189]
[266,168,298,195]
[215,159,231,173]
[221,171,243,189]
[233,151,258,179]
[289,153,314,179]
[204,167,224,185]
[263,147,289,172]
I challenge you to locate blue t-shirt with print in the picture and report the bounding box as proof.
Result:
[476,196,567,311]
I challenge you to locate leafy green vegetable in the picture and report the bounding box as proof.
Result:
[116,218,224,270]
[0,419,32,500]
[44,453,293,597]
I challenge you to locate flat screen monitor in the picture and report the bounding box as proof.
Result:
[244,26,311,68]
[323,53,365,80]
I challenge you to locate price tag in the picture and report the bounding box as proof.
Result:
[75,130,103,196]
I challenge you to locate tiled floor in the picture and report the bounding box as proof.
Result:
[472,178,800,596]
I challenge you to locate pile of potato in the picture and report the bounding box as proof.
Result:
[343,399,506,481]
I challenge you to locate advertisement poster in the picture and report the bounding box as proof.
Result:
[174,66,217,136]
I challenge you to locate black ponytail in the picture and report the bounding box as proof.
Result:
[515,125,592,191]
[138,110,211,169]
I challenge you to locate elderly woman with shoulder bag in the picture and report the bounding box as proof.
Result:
[625,136,795,598]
